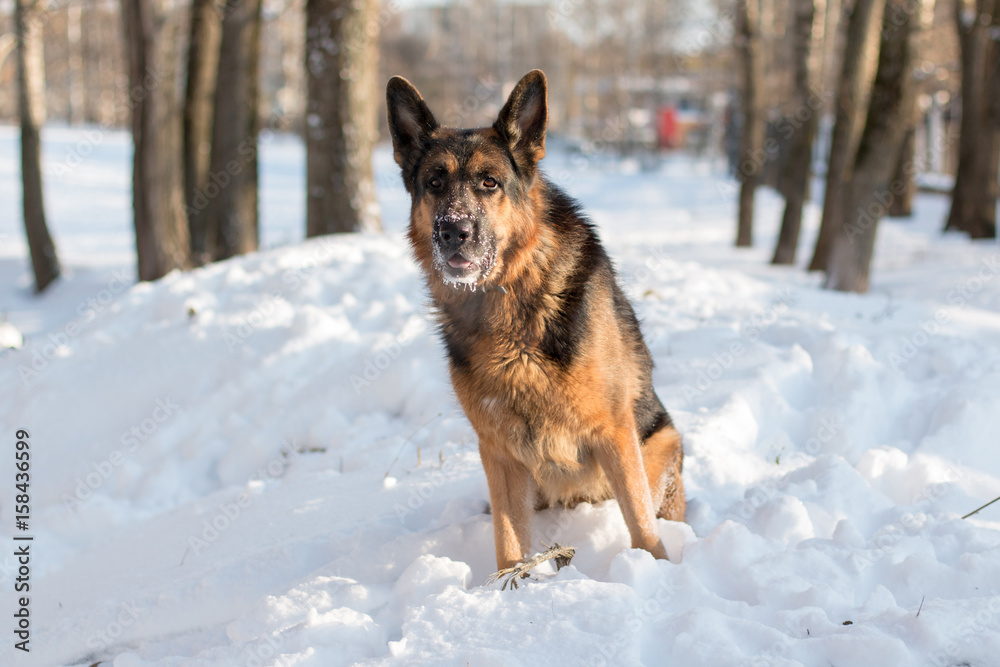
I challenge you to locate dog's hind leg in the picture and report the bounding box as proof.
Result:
[642,425,686,522]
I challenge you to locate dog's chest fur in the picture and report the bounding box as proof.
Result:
[439,284,625,504]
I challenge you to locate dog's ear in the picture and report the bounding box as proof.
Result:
[494,70,547,169]
[386,76,438,170]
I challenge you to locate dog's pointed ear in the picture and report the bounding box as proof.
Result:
[494,70,547,168]
[386,76,438,169]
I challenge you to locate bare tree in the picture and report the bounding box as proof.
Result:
[205,0,263,260]
[772,0,823,265]
[887,122,916,216]
[184,0,224,264]
[122,0,191,281]
[305,0,382,237]
[982,2,1000,230]
[736,0,765,247]
[946,0,998,238]
[16,0,60,292]
[809,0,886,271]
[826,0,918,293]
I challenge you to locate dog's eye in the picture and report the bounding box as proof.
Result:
[482,177,498,189]
[428,177,443,189]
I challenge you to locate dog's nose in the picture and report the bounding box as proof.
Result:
[437,217,472,249]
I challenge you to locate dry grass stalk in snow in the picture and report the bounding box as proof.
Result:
[486,544,576,591]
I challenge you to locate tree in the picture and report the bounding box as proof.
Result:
[982,2,1000,231]
[945,0,998,238]
[809,0,886,271]
[305,0,382,237]
[204,0,263,260]
[735,0,764,247]
[122,0,192,281]
[772,0,823,265]
[826,0,918,293]
[887,122,916,216]
[184,0,224,264]
[16,0,60,293]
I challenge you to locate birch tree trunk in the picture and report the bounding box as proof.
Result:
[122,0,191,281]
[305,0,382,236]
[16,0,60,293]
[826,0,918,293]
[809,0,885,271]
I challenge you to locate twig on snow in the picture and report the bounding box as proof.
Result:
[486,544,576,591]
[962,495,1000,520]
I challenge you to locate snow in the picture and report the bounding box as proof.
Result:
[2,124,1000,666]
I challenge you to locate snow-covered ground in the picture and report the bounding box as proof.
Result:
[2,125,1000,667]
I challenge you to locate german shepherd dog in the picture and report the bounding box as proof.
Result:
[386,70,685,572]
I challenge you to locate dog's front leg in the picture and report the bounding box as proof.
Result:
[594,428,669,560]
[479,438,532,571]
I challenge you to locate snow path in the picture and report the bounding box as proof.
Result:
[1,126,999,666]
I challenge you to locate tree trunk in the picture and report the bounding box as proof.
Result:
[736,0,764,248]
[945,0,996,238]
[887,122,916,217]
[66,3,85,125]
[826,0,918,293]
[305,0,382,237]
[979,1,1000,234]
[205,0,263,260]
[184,0,224,265]
[772,0,823,265]
[122,0,191,281]
[16,0,60,293]
[809,0,885,271]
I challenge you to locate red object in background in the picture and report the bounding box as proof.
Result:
[657,107,678,149]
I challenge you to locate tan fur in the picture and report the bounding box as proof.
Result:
[389,71,685,572]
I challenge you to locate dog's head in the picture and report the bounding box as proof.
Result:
[386,70,548,289]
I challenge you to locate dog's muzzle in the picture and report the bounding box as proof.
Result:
[432,214,494,287]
